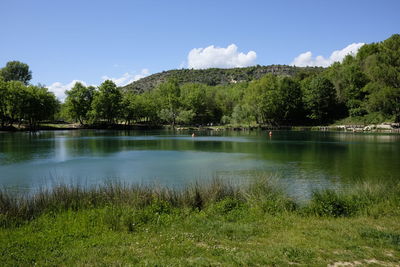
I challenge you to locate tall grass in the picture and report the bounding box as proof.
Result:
[304,180,400,217]
[0,178,243,226]
[1,176,399,227]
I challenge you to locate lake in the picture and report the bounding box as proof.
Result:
[0,130,399,200]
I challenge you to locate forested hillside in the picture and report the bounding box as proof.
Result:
[122,65,323,93]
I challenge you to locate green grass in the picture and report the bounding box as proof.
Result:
[1,177,399,266]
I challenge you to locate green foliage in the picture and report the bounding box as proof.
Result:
[230,104,254,125]
[155,79,181,126]
[327,34,400,122]
[91,80,122,124]
[180,83,220,124]
[244,74,278,124]
[121,92,141,124]
[243,75,304,124]
[326,60,368,116]
[365,83,400,118]
[5,81,27,126]
[302,76,337,123]
[0,80,59,128]
[277,77,304,123]
[0,78,9,126]
[0,61,32,85]
[64,82,94,124]
[176,109,195,125]
[23,85,60,127]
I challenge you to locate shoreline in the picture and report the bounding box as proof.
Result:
[1,122,399,133]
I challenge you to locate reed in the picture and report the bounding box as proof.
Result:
[1,176,399,228]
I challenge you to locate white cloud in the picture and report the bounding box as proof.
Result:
[47,80,88,102]
[291,43,365,67]
[101,68,150,87]
[187,44,257,69]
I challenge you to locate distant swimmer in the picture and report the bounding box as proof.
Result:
[192,133,196,137]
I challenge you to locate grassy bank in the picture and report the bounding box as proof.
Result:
[1,178,399,265]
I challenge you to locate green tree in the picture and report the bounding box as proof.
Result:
[327,58,369,117]
[215,83,246,119]
[365,83,400,122]
[277,77,304,124]
[91,80,122,124]
[302,76,337,124]
[176,109,195,125]
[5,81,27,126]
[361,34,400,121]
[64,82,95,124]
[244,74,283,124]
[180,83,221,124]
[0,61,32,85]
[156,79,180,126]
[180,83,206,123]
[121,92,152,125]
[23,85,59,128]
[230,104,254,125]
[0,78,8,126]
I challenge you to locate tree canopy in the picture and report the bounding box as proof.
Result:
[0,61,32,85]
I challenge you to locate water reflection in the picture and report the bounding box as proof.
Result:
[0,130,399,198]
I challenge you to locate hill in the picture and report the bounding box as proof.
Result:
[121,65,323,93]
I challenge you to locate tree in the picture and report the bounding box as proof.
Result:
[176,109,195,125]
[5,81,27,126]
[91,80,122,124]
[302,76,337,124]
[230,104,254,125]
[365,83,400,122]
[140,92,159,124]
[23,85,59,128]
[156,79,180,126]
[326,58,369,117]
[0,61,32,85]
[0,78,8,126]
[361,34,400,121]
[276,77,304,124]
[215,83,246,119]
[64,82,95,124]
[121,92,151,125]
[244,74,282,124]
[180,83,221,124]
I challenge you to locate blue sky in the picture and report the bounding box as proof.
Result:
[0,0,399,100]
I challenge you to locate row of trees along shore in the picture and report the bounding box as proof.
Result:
[0,61,59,128]
[1,34,399,129]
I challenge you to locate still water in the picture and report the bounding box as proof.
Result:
[0,130,399,199]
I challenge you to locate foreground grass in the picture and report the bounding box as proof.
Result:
[1,178,399,266]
